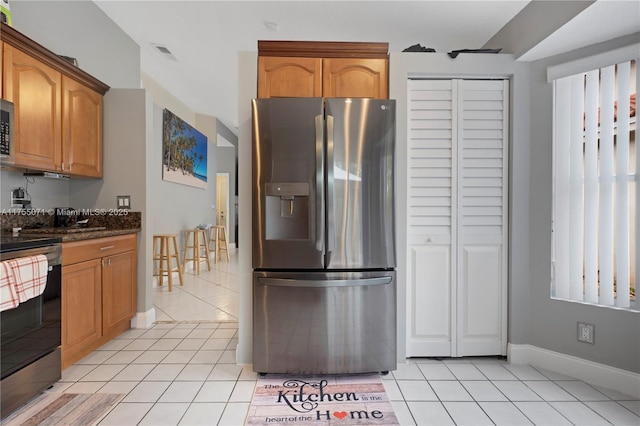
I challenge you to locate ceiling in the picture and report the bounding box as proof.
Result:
[93,1,640,137]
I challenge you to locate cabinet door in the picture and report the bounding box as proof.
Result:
[62,75,103,177]
[62,259,101,367]
[4,44,61,171]
[323,58,388,99]
[258,56,322,98]
[102,251,137,336]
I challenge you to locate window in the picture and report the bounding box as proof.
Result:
[551,58,637,310]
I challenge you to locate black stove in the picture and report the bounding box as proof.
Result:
[0,231,63,419]
[0,234,62,252]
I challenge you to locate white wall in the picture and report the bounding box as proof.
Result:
[236,51,257,365]
[9,0,140,89]
[145,79,219,255]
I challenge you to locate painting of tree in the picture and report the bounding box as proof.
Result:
[162,109,208,189]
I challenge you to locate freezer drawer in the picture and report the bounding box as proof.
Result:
[253,270,396,374]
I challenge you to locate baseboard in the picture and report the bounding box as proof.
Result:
[509,343,640,398]
[131,307,156,329]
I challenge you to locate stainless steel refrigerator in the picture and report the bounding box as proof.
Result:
[252,97,396,375]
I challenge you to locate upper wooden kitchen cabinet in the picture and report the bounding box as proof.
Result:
[62,75,103,177]
[2,44,62,172]
[257,41,389,99]
[1,22,108,177]
[258,56,322,98]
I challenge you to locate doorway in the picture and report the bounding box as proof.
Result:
[216,173,230,232]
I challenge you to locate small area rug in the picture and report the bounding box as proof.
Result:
[246,374,398,425]
[2,393,123,425]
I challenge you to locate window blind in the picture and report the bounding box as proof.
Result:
[552,59,637,309]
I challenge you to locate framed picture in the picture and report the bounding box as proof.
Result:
[162,108,207,189]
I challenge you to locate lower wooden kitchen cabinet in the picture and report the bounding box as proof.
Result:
[61,233,137,369]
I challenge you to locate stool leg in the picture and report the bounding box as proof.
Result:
[172,236,184,286]
[221,227,230,262]
[194,232,200,274]
[153,237,161,286]
[202,230,211,271]
[183,231,197,275]
[183,233,189,274]
[159,237,165,288]
[209,227,217,264]
[215,228,220,262]
[163,237,173,291]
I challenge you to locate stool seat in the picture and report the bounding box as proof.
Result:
[183,229,211,274]
[153,234,184,291]
[209,225,230,262]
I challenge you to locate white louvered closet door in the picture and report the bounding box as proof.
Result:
[407,79,508,357]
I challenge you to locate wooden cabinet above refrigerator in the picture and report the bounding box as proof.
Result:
[257,40,389,99]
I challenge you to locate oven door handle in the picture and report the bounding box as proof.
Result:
[0,245,62,266]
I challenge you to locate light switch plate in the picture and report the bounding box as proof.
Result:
[117,195,131,209]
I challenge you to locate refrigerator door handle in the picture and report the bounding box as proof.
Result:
[326,115,335,254]
[257,276,392,288]
[315,115,325,252]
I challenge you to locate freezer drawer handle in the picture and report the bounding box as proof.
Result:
[257,276,392,288]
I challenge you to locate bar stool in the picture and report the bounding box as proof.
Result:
[153,234,184,291]
[183,228,211,274]
[209,225,230,262]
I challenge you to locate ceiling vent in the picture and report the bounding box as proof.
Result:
[151,43,178,61]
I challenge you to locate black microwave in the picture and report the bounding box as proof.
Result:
[0,99,15,166]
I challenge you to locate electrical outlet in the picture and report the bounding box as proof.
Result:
[577,322,595,344]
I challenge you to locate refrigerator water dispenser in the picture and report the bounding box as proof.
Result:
[265,182,310,240]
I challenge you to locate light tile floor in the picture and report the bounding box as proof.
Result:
[153,248,240,322]
[41,250,639,425]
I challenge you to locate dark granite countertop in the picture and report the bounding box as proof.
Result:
[6,228,140,243]
[1,211,142,243]
[50,228,140,242]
